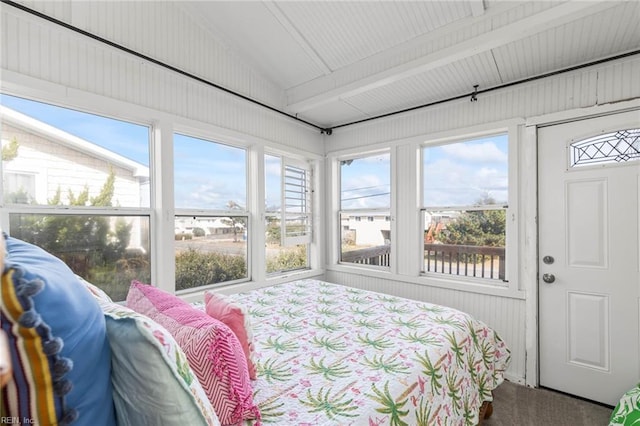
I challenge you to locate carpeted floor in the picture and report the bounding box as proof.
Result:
[483,381,614,426]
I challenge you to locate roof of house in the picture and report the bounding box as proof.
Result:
[1,105,149,178]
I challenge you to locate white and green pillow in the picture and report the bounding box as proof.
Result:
[97,298,220,426]
[610,384,640,426]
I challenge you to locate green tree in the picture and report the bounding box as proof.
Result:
[14,168,120,254]
[9,168,143,300]
[437,195,505,247]
[2,137,19,161]
[2,137,35,204]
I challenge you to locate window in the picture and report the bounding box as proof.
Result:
[264,154,311,275]
[421,133,509,282]
[570,128,640,167]
[339,152,391,267]
[3,172,35,203]
[173,133,248,290]
[1,94,151,301]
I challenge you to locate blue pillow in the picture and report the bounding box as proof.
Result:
[0,236,116,426]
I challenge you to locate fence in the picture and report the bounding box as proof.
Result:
[341,243,505,280]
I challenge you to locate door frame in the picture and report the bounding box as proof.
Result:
[522,98,640,389]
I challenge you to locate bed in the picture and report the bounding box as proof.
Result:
[2,236,509,426]
[224,279,511,425]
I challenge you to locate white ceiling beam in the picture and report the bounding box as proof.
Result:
[285,1,619,115]
[263,1,332,76]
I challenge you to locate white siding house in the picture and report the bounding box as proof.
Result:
[1,106,150,250]
[342,213,391,246]
[1,106,149,208]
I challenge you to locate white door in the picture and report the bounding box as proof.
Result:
[538,110,640,406]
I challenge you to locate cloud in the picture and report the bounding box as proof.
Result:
[423,136,509,206]
[424,159,507,206]
[175,177,246,210]
[439,141,507,163]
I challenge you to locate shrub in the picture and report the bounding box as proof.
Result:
[90,254,151,301]
[175,248,246,290]
[266,245,307,273]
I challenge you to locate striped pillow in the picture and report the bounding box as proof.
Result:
[126,281,259,425]
[0,236,116,426]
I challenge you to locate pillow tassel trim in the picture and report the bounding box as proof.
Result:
[207,332,261,425]
[1,267,78,425]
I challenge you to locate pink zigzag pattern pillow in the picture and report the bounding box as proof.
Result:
[126,281,259,425]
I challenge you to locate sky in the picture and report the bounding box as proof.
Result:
[173,133,246,210]
[340,134,508,210]
[1,94,150,165]
[423,134,509,207]
[2,94,508,210]
[341,153,391,210]
[2,94,247,210]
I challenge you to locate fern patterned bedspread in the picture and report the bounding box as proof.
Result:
[231,279,511,425]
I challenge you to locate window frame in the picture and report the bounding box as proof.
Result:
[419,128,518,290]
[264,151,313,277]
[337,149,392,271]
[282,157,313,247]
[172,130,252,292]
[0,94,154,300]
[326,122,521,298]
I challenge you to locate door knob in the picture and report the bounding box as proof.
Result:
[542,273,555,283]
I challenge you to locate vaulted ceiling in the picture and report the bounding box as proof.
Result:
[179,1,640,130]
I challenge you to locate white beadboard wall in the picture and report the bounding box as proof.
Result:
[325,55,640,151]
[0,1,323,154]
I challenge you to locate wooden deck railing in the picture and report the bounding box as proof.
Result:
[340,245,390,266]
[424,243,505,280]
[341,243,505,280]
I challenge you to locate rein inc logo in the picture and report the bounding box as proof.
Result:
[1,418,36,424]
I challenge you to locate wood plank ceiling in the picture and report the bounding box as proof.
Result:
[179,1,640,130]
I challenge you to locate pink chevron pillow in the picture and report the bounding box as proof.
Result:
[204,292,256,380]
[126,281,260,425]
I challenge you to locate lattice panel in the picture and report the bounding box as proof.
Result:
[571,128,640,167]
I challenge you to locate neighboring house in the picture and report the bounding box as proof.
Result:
[1,105,150,249]
[174,217,238,237]
[342,212,391,246]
